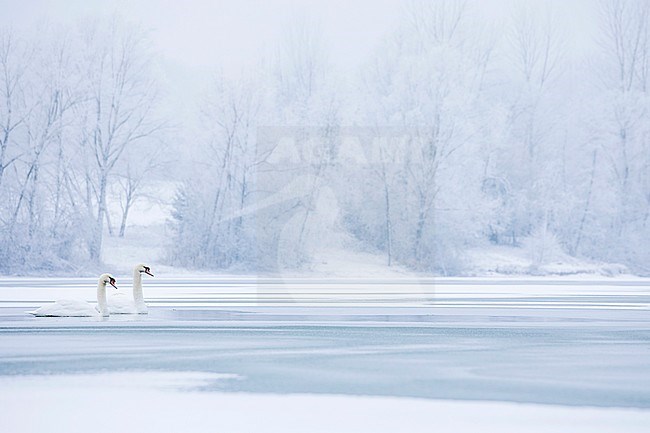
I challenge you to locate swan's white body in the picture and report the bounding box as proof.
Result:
[29,274,116,317]
[28,299,104,317]
[107,293,140,314]
[108,264,152,314]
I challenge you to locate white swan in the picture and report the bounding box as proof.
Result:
[108,264,153,314]
[29,273,118,317]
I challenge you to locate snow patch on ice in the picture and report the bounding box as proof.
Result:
[0,371,648,433]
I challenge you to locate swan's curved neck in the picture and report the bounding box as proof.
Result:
[96,281,108,315]
[132,269,145,307]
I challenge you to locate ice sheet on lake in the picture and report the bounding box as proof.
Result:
[0,276,649,429]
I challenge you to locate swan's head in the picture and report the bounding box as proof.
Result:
[135,264,154,277]
[100,273,118,289]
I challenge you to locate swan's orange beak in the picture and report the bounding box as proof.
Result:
[144,268,154,277]
[109,278,118,289]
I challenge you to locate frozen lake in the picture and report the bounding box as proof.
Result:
[1,276,649,432]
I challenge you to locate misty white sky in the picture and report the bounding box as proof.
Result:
[2,0,599,113]
[4,0,400,73]
[3,0,598,71]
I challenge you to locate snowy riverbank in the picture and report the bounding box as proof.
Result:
[98,223,636,279]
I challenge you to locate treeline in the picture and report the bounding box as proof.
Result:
[0,21,163,273]
[170,0,650,275]
[2,1,650,275]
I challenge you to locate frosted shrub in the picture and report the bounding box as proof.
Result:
[525,228,565,273]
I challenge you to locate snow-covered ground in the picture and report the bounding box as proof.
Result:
[465,244,630,277]
[1,371,649,433]
[102,220,635,279]
[100,191,635,279]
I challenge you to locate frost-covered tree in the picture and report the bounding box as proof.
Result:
[0,20,165,274]
[269,17,341,269]
[0,28,86,271]
[170,72,263,269]
[169,16,342,272]
[113,141,164,238]
[77,20,163,260]
[581,0,650,270]
[492,3,566,262]
[352,0,494,273]
[0,31,28,190]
